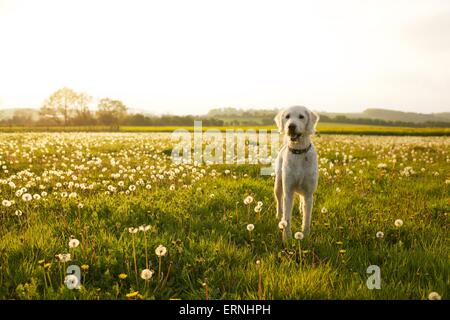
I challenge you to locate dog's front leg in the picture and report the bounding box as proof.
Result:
[302,193,313,236]
[281,185,294,241]
[274,173,283,219]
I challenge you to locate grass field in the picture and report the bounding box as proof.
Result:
[0,132,449,300]
[0,122,449,136]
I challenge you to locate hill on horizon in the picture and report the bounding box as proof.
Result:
[321,108,450,124]
[1,106,449,125]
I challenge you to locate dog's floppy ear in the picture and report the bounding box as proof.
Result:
[274,110,284,133]
[306,110,319,135]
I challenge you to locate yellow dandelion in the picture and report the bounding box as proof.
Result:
[118,273,128,280]
[126,291,139,299]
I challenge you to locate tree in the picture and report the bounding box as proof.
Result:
[12,109,34,125]
[40,88,79,125]
[72,92,95,125]
[97,98,128,127]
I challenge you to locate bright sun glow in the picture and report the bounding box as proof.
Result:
[0,0,449,114]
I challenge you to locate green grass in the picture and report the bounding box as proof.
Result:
[0,133,448,300]
[0,122,449,136]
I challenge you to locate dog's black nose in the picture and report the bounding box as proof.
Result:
[288,124,296,131]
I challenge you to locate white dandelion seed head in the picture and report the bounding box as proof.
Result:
[321,207,328,214]
[140,269,154,280]
[2,199,12,207]
[394,219,403,228]
[155,244,167,257]
[68,239,80,248]
[376,231,384,239]
[243,196,254,205]
[294,232,304,240]
[22,193,32,202]
[246,224,255,232]
[278,220,288,230]
[428,292,441,300]
[56,253,71,263]
[64,274,80,289]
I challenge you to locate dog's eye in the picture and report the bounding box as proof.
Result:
[299,114,304,119]
[286,114,290,119]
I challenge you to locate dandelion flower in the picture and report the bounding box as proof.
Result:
[376,231,384,239]
[68,238,80,248]
[64,274,80,289]
[140,269,154,280]
[81,264,89,271]
[126,291,139,299]
[294,232,304,240]
[321,207,328,214]
[428,292,441,300]
[139,225,151,232]
[22,193,32,201]
[155,244,167,257]
[246,224,255,232]
[2,200,12,207]
[278,220,287,230]
[118,273,128,280]
[377,163,387,169]
[128,227,139,234]
[56,253,71,263]
[394,219,403,228]
[243,196,254,205]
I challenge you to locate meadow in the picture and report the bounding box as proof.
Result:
[0,132,448,300]
[0,122,449,136]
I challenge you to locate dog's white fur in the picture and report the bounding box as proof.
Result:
[274,106,319,240]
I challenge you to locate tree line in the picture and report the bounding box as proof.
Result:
[1,88,448,128]
[1,88,223,127]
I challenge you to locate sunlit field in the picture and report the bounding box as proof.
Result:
[0,123,449,136]
[0,132,448,300]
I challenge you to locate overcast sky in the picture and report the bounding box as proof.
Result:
[0,0,449,115]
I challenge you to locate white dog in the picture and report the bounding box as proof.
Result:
[274,106,319,240]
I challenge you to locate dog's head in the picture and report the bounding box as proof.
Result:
[274,106,319,141]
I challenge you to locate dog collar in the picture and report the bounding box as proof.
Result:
[288,143,312,155]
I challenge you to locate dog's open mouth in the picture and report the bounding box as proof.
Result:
[289,133,302,142]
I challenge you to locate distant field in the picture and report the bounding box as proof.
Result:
[0,123,449,136]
